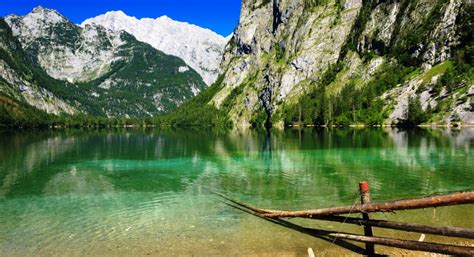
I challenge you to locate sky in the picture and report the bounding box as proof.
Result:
[0,0,241,36]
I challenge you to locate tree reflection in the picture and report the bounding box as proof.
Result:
[0,128,472,204]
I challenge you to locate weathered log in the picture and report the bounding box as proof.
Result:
[313,215,474,239]
[262,191,474,218]
[324,232,474,256]
[216,190,474,238]
[219,193,474,239]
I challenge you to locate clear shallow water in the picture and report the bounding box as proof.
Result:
[0,128,473,256]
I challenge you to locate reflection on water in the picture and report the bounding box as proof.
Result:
[0,128,473,256]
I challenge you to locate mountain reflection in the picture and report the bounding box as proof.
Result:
[0,128,472,206]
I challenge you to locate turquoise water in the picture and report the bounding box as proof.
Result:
[0,128,473,256]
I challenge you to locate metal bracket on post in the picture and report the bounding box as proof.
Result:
[360,181,375,256]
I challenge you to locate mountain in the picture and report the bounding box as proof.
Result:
[82,11,229,85]
[169,0,473,128]
[2,6,206,117]
[0,18,82,126]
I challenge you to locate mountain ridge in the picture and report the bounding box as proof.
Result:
[1,6,207,118]
[81,10,229,85]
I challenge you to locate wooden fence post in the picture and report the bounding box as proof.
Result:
[360,181,375,256]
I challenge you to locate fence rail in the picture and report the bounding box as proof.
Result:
[216,182,474,256]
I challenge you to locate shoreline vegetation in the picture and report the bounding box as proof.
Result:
[1,93,472,129]
[1,117,473,130]
[0,99,472,130]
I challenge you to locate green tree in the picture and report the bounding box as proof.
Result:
[402,97,427,127]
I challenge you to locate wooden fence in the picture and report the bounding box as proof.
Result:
[216,182,474,256]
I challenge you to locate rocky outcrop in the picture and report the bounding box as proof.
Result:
[212,0,362,128]
[0,18,76,115]
[0,59,76,115]
[357,0,462,66]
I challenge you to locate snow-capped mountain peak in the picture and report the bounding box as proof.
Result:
[26,6,67,25]
[81,11,229,85]
[5,6,70,44]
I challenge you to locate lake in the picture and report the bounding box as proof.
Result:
[0,128,473,256]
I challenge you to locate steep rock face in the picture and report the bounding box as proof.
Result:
[212,0,362,128]
[81,11,229,85]
[0,19,76,115]
[210,0,368,128]
[209,0,473,128]
[357,0,461,66]
[361,0,472,125]
[4,6,206,116]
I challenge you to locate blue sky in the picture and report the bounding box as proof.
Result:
[0,0,241,36]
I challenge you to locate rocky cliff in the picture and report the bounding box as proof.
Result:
[206,0,473,128]
[0,18,77,121]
